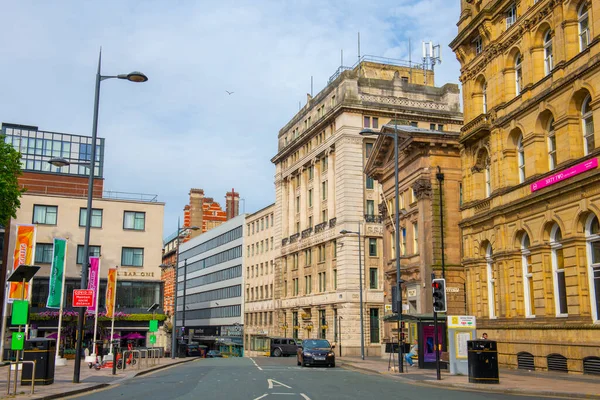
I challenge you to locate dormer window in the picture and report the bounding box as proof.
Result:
[506,3,517,29]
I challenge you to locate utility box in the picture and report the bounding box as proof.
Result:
[22,338,56,386]
[447,316,476,375]
[177,342,187,358]
[467,340,499,384]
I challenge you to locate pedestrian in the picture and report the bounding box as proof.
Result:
[405,340,418,367]
[481,332,488,340]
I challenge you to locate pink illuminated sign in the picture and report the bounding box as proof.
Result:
[531,158,598,192]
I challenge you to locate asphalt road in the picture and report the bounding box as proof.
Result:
[73,356,556,400]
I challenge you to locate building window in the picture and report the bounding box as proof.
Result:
[506,3,517,29]
[366,200,375,216]
[486,244,496,318]
[582,95,595,155]
[364,116,371,128]
[430,123,436,130]
[322,181,328,200]
[369,308,380,343]
[308,165,314,180]
[579,3,590,52]
[550,224,568,316]
[79,208,103,228]
[322,209,328,223]
[266,217,269,229]
[372,118,379,129]
[438,124,444,132]
[296,196,300,213]
[321,156,328,171]
[413,222,419,253]
[459,183,463,206]
[517,134,525,183]
[390,234,396,259]
[333,240,337,259]
[284,280,288,297]
[410,121,418,127]
[369,238,377,257]
[293,278,299,296]
[401,228,407,255]
[333,269,337,289]
[305,275,312,294]
[296,222,300,234]
[122,247,144,267]
[365,143,373,158]
[308,189,313,207]
[586,215,600,321]
[521,233,535,318]
[544,30,553,75]
[308,216,313,227]
[482,82,488,114]
[293,312,299,339]
[366,176,374,189]
[123,211,145,231]
[485,161,491,198]
[76,245,101,264]
[319,310,327,339]
[319,272,327,292]
[548,118,557,171]
[34,243,53,264]
[305,248,312,266]
[474,36,482,55]
[515,53,523,96]
[369,268,378,289]
[33,205,57,225]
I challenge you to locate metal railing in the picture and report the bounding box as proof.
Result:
[122,350,141,371]
[327,55,428,84]
[365,214,383,223]
[7,360,36,395]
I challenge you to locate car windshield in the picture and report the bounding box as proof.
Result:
[303,339,330,349]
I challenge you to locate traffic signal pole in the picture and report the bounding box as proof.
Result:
[432,277,446,381]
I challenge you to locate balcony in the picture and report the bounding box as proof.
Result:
[364,214,383,223]
[289,233,300,243]
[314,221,328,233]
[460,113,491,145]
[329,218,337,228]
[282,238,289,246]
[301,227,313,239]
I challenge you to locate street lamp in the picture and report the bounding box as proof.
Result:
[360,117,406,372]
[166,224,199,359]
[340,227,365,360]
[48,49,147,383]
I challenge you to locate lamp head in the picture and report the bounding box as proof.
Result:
[118,71,148,83]
[359,128,376,136]
[48,157,70,167]
[340,230,350,235]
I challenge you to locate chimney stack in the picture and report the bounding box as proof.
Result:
[189,188,205,238]
[225,188,240,220]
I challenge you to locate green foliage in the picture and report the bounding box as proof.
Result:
[30,312,167,322]
[0,138,24,224]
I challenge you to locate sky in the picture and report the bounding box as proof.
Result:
[1,0,462,237]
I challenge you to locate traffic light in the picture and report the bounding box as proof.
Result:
[432,278,447,312]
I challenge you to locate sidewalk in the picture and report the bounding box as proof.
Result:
[338,356,600,399]
[0,356,199,400]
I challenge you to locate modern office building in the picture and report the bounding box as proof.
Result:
[176,215,245,355]
[271,57,458,356]
[243,204,276,356]
[450,0,600,373]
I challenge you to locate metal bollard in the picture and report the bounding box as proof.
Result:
[7,361,36,395]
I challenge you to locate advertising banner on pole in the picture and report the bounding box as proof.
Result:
[8,225,36,301]
[46,238,67,308]
[105,268,117,318]
[87,256,101,313]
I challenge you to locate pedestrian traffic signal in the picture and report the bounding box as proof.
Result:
[432,278,447,312]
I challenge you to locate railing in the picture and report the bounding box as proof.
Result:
[365,214,383,223]
[327,55,428,85]
[282,238,289,246]
[314,221,328,233]
[329,218,337,228]
[301,227,313,239]
[18,183,158,202]
[289,233,300,243]
[7,360,36,395]
[102,190,158,202]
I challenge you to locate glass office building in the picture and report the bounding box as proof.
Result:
[1,122,104,177]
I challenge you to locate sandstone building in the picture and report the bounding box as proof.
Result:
[450,0,600,373]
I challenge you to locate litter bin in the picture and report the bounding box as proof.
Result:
[467,340,499,384]
[177,342,187,358]
[22,338,56,386]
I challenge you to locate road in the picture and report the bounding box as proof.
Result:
[74,357,555,400]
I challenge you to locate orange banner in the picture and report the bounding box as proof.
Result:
[9,225,36,301]
[105,268,117,318]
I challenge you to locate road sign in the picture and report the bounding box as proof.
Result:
[11,332,25,350]
[149,334,156,344]
[73,289,94,307]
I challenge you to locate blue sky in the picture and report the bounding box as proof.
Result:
[1,0,461,237]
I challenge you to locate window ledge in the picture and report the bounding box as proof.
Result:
[525,315,536,319]
[555,314,568,318]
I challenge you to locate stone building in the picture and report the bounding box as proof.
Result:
[243,204,276,356]
[272,57,458,356]
[364,121,464,344]
[450,0,600,373]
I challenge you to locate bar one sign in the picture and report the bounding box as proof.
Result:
[531,158,598,192]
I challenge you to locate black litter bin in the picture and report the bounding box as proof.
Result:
[467,340,499,384]
[178,342,187,358]
[22,338,56,386]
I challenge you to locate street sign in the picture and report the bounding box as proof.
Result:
[149,319,158,332]
[149,334,156,344]
[73,289,94,307]
[447,315,476,329]
[11,332,25,350]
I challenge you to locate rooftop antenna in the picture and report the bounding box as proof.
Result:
[299,101,301,111]
[311,76,313,97]
[358,32,361,62]
[409,38,412,83]
[422,41,442,86]
[341,49,344,67]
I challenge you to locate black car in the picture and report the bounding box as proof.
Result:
[186,343,202,356]
[207,350,223,358]
[270,337,299,357]
[297,339,335,367]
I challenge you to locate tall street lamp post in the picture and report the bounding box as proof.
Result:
[49,49,147,383]
[360,118,405,372]
[340,226,365,360]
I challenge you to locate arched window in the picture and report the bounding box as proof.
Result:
[582,95,595,155]
[486,244,496,318]
[522,234,535,317]
[579,3,590,52]
[548,118,557,170]
[550,224,568,316]
[482,82,488,114]
[517,134,525,183]
[515,53,523,95]
[586,215,600,322]
[544,30,553,75]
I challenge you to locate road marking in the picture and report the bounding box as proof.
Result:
[251,358,263,370]
[271,393,296,395]
[268,379,292,389]
[300,394,311,400]
[253,395,268,400]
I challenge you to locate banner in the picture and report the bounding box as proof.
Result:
[9,225,36,301]
[46,238,67,308]
[105,268,117,318]
[87,256,101,313]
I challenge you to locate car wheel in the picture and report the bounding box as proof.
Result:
[273,348,282,357]
[330,363,335,368]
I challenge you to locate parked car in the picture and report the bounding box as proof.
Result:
[186,343,202,357]
[270,337,299,357]
[207,350,223,358]
[297,339,335,368]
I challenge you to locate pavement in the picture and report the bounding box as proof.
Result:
[0,356,199,400]
[338,356,600,399]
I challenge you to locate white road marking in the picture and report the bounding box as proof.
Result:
[253,395,268,400]
[268,379,292,389]
[271,393,296,395]
[250,358,263,371]
[300,394,311,400]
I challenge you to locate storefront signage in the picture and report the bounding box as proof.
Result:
[447,315,476,329]
[117,271,155,278]
[222,325,243,336]
[531,158,598,192]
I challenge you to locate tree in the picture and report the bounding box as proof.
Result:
[0,139,24,225]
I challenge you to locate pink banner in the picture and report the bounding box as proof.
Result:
[87,256,101,313]
[531,158,598,192]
